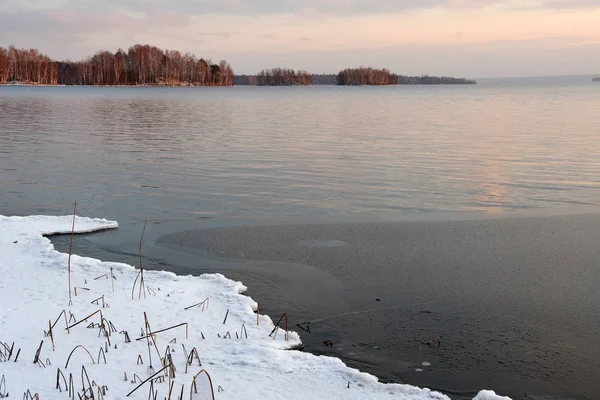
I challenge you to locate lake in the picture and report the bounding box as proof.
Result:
[1,78,600,399]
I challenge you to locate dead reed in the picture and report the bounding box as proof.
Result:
[0,374,7,398]
[131,220,148,299]
[189,369,215,400]
[48,320,55,351]
[32,340,43,364]
[184,297,209,311]
[22,389,40,400]
[136,323,189,341]
[51,309,70,333]
[64,345,95,368]
[269,313,289,341]
[126,364,172,397]
[68,201,77,299]
[66,309,103,331]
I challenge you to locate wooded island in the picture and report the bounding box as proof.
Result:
[0,44,476,86]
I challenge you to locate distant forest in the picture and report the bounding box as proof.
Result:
[0,44,475,86]
[239,67,476,86]
[0,45,234,86]
[234,73,337,86]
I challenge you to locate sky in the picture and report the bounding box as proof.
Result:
[1,0,600,78]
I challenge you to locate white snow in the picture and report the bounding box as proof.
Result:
[0,214,511,400]
[473,391,511,400]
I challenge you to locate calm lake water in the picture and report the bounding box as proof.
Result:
[2,77,600,399]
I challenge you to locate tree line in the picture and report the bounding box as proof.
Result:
[235,67,476,86]
[233,73,338,86]
[336,67,398,85]
[0,45,234,86]
[0,47,476,86]
[255,68,312,86]
[336,68,476,85]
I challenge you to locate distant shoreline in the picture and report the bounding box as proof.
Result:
[1,82,476,87]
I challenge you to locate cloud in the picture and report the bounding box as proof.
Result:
[541,0,600,10]
[5,0,504,16]
[4,0,598,18]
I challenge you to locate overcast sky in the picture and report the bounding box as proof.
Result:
[1,0,599,77]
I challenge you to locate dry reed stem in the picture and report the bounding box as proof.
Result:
[131,220,148,299]
[137,323,189,341]
[48,320,55,351]
[6,342,13,362]
[97,386,105,400]
[68,201,77,299]
[33,340,43,364]
[0,374,6,397]
[189,369,215,400]
[80,365,93,399]
[139,220,146,299]
[296,322,311,333]
[68,372,74,399]
[64,345,95,368]
[66,309,103,330]
[184,297,209,311]
[184,347,201,373]
[269,313,289,341]
[56,368,68,391]
[97,347,106,364]
[126,365,169,397]
[142,313,162,368]
[51,309,70,334]
[23,389,40,400]
[98,324,111,347]
[90,296,105,307]
[162,346,175,373]
[168,380,175,400]
[110,267,114,292]
[73,287,90,296]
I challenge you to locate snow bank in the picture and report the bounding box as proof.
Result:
[0,214,510,399]
[472,391,511,400]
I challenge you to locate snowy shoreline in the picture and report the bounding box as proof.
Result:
[0,214,509,399]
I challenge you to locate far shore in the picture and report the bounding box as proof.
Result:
[1,82,475,88]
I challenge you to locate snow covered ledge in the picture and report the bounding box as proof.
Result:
[0,214,511,399]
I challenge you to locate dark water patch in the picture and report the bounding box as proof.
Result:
[154,213,600,400]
